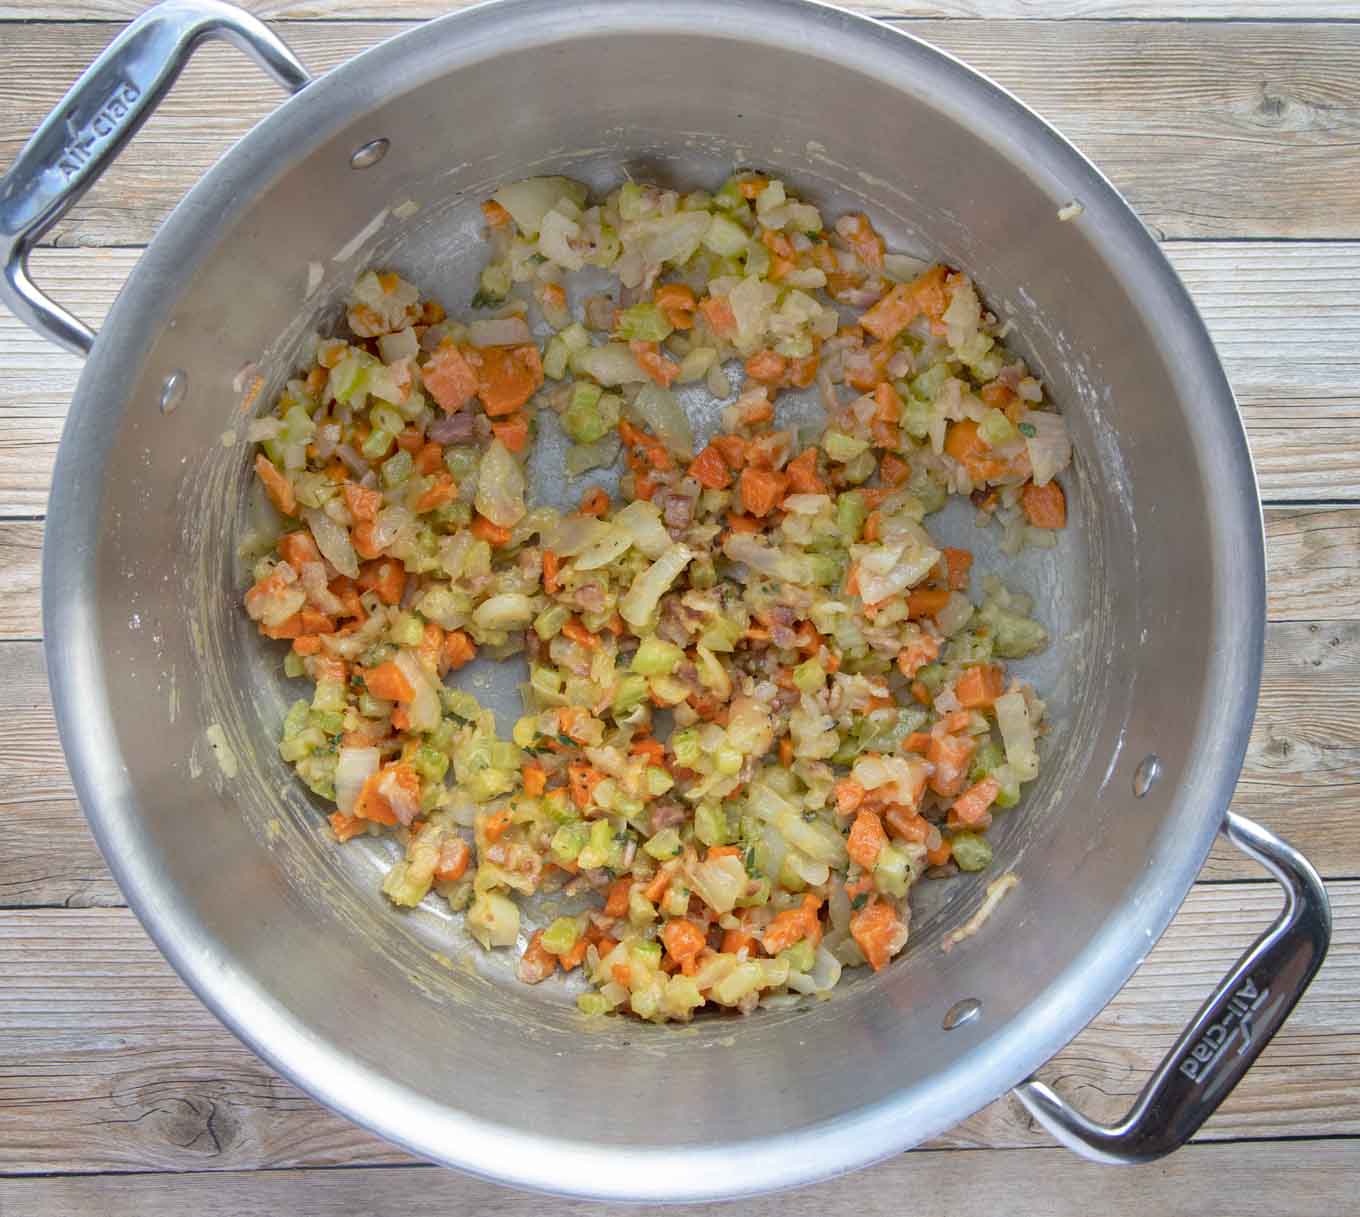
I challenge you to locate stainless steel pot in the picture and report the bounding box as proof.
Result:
[6,0,1331,1200]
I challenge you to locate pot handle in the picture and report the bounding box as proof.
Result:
[1013,811,1330,1164]
[0,0,309,357]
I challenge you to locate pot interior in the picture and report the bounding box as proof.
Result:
[52,0,1257,1197]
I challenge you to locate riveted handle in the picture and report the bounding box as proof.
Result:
[1013,812,1331,1164]
[0,0,309,357]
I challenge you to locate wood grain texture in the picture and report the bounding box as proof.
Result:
[9,1,1360,19]
[4,1140,1358,1217]
[0,884,1353,1174]
[5,242,1360,512]
[4,21,1360,244]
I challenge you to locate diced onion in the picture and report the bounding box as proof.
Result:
[335,747,379,814]
[303,507,358,579]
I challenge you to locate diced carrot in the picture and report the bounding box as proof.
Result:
[721,927,758,956]
[491,413,530,454]
[561,618,598,650]
[254,454,296,516]
[712,434,749,469]
[344,482,383,524]
[942,547,973,591]
[278,530,321,571]
[737,394,774,425]
[421,342,479,413]
[884,807,930,843]
[862,510,882,543]
[618,419,674,471]
[364,661,415,703]
[707,845,742,861]
[698,295,737,338]
[605,878,633,918]
[521,762,547,799]
[1021,479,1067,529]
[907,587,952,620]
[395,426,424,454]
[980,381,1017,410]
[737,176,768,199]
[354,768,409,826]
[928,731,977,798]
[357,559,405,606]
[435,837,471,882]
[897,635,941,679]
[644,865,674,904]
[661,919,707,975]
[299,609,335,635]
[738,467,789,517]
[847,810,888,870]
[579,487,609,517]
[634,472,657,501]
[414,471,458,512]
[390,705,412,732]
[834,777,866,816]
[726,512,762,534]
[784,448,825,495]
[786,353,820,388]
[414,442,444,476]
[630,736,665,766]
[926,838,953,868]
[481,198,512,228]
[744,349,788,385]
[779,737,794,767]
[558,934,591,973]
[655,283,697,330]
[910,681,931,706]
[762,894,823,953]
[519,930,558,984]
[610,963,632,987]
[292,634,322,656]
[568,763,603,809]
[629,340,680,387]
[328,812,367,842]
[955,663,1005,710]
[944,418,1012,484]
[688,444,731,490]
[879,453,910,487]
[479,344,544,416]
[443,629,476,671]
[471,513,512,545]
[351,520,385,561]
[540,549,562,595]
[483,808,514,843]
[850,901,903,971]
[950,777,1000,829]
[860,264,948,342]
[416,621,445,673]
[840,212,885,271]
[902,732,933,757]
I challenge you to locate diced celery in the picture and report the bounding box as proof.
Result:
[874,843,913,898]
[309,709,344,736]
[542,788,574,823]
[533,603,570,641]
[713,178,747,213]
[467,768,514,801]
[412,744,449,783]
[312,680,347,714]
[360,428,395,461]
[358,692,391,718]
[618,181,645,221]
[559,322,591,352]
[644,827,683,860]
[661,883,691,917]
[390,612,424,647]
[615,303,673,344]
[910,363,950,400]
[577,818,619,870]
[612,673,649,715]
[698,616,744,653]
[646,767,674,797]
[836,491,868,540]
[979,407,1018,447]
[543,335,570,380]
[283,651,305,679]
[951,832,993,872]
[480,261,511,301]
[577,992,610,1016]
[551,822,589,865]
[980,602,1049,659]
[841,451,876,485]
[779,939,816,973]
[969,739,1006,782]
[823,431,869,462]
[915,663,947,695]
[444,446,479,481]
[279,726,326,762]
[714,743,743,776]
[628,886,657,927]
[632,636,684,676]
[792,659,825,695]
[743,242,771,279]
[562,382,620,444]
[807,553,843,587]
[530,664,564,701]
[382,449,413,488]
[737,876,771,908]
[694,802,731,847]
[282,699,311,740]
[443,688,481,720]
[670,727,701,768]
[703,213,750,257]
[541,916,582,955]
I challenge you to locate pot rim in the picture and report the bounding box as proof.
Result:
[42,0,1265,1200]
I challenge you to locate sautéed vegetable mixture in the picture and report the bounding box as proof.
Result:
[241,173,1071,1021]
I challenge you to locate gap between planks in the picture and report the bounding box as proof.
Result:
[3,1141,1359,1217]
[3,242,1360,512]
[0,884,1355,1175]
[2,21,1360,243]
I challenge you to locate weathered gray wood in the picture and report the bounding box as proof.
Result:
[3,21,1360,244]
[0,884,1353,1173]
[7,1,1360,23]
[5,243,1360,512]
[4,1139,1358,1217]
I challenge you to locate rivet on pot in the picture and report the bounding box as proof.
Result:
[350,138,390,170]
[1133,754,1161,799]
[159,369,187,414]
[942,998,982,1031]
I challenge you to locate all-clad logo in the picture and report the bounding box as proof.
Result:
[56,80,142,180]
[1177,977,1270,1084]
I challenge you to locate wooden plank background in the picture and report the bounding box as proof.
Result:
[1,2,1357,1213]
